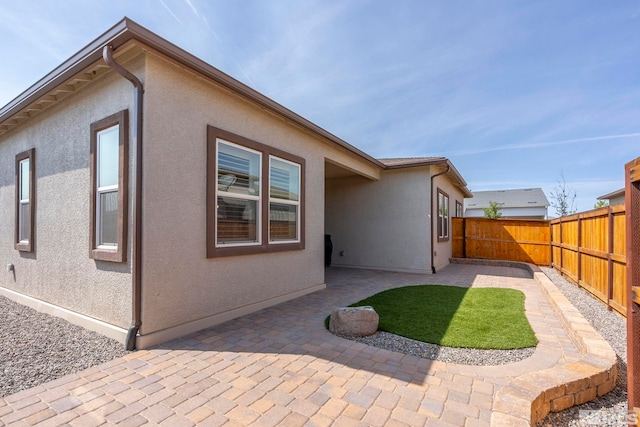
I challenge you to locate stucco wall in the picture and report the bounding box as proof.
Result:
[139,51,380,340]
[325,168,432,273]
[432,172,467,271]
[0,61,141,330]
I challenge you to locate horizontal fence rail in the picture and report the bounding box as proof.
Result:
[453,206,627,316]
[452,217,551,266]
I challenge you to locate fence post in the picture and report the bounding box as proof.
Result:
[559,219,563,274]
[626,156,640,422]
[462,218,467,258]
[607,206,613,311]
[577,214,582,288]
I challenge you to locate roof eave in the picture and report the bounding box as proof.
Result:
[0,18,134,122]
[1,17,385,169]
[384,158,472,197]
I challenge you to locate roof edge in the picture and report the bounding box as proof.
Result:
[381,157,471,197]
[597,188,625,200]
[1,17,385,169]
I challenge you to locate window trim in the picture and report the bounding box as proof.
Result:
[437,188,449,242]
[89,110,129,262]
[455,200,463,218]
[15,149,35,252]
[268,155,301,244]
[215,139,263,248]
[207,126,305,258]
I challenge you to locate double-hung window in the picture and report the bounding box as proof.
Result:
[90,110,128,262]
[456,201,463,218]
[216,141,262,246]
[437,189,449,241]
[269,157,300,243]
[207,126,305,257]
[15,149,35,252]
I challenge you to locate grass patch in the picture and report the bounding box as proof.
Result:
[330,285,537,350]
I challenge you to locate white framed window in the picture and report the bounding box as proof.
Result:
[18,158,30,242]
[96,125,120,248]
[15,149,35,252]
[90,110,128,262]
[269,156,301,243]
[456,201,463,218]
[216,140,262,247]
[438,189,449,241]
[207,126,305,258]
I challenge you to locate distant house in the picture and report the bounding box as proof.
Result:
[597,188,625,206]
[0,18,471,349]
[464,188,549,220]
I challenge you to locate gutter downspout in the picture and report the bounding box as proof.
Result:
[103,45,143,351]
[430,164,450,274]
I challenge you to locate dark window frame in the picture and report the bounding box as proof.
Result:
[15,148,35,252]
[455,200,463,218]
[206,125,305,258]
[89,110,129,262]
[437,188,449,242]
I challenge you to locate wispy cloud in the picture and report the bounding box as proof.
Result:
[442,132,640,156]
[157,0,182,25]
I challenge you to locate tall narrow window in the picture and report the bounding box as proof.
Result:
[269,156,300,243]
[15,149,35,252]
[90,110,128,262]
[216,140,262,246]
[438,189,449,241]
[456,201,463,218]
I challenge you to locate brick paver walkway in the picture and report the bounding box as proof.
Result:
[0,264,582,426]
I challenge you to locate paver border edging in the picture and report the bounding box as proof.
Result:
[449,258,618,426]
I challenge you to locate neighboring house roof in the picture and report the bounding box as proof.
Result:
[597,188,624,200]
[378,157,472,197]
[465,188,549,210]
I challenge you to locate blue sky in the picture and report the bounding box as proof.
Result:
[1,1,639,214]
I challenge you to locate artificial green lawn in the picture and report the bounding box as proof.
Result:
[331,285,538,350]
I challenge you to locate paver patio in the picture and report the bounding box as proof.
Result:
[0,263,615,426]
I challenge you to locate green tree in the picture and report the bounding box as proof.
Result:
[483,201,502,219]
[593,200,609,209]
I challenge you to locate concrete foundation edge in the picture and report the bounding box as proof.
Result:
[135,283,327,349]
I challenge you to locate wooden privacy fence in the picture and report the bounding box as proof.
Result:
[550,206,627,316]
[452,217,551,266]
[452,207,627,316]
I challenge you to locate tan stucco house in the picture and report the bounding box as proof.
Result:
[0,18,471,349]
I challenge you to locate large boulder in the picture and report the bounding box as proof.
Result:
[329,306,379,337]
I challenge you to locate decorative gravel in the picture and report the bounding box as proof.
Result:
[537,267,628,427]
[335,330,536,366]
[0,295,130,398]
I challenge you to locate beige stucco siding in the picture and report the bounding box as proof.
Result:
[0,63,140,330]
[432,171,466,271]
[325,168,432,273]
[139,52,379,338]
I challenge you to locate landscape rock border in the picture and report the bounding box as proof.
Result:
[450,259,618,426]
